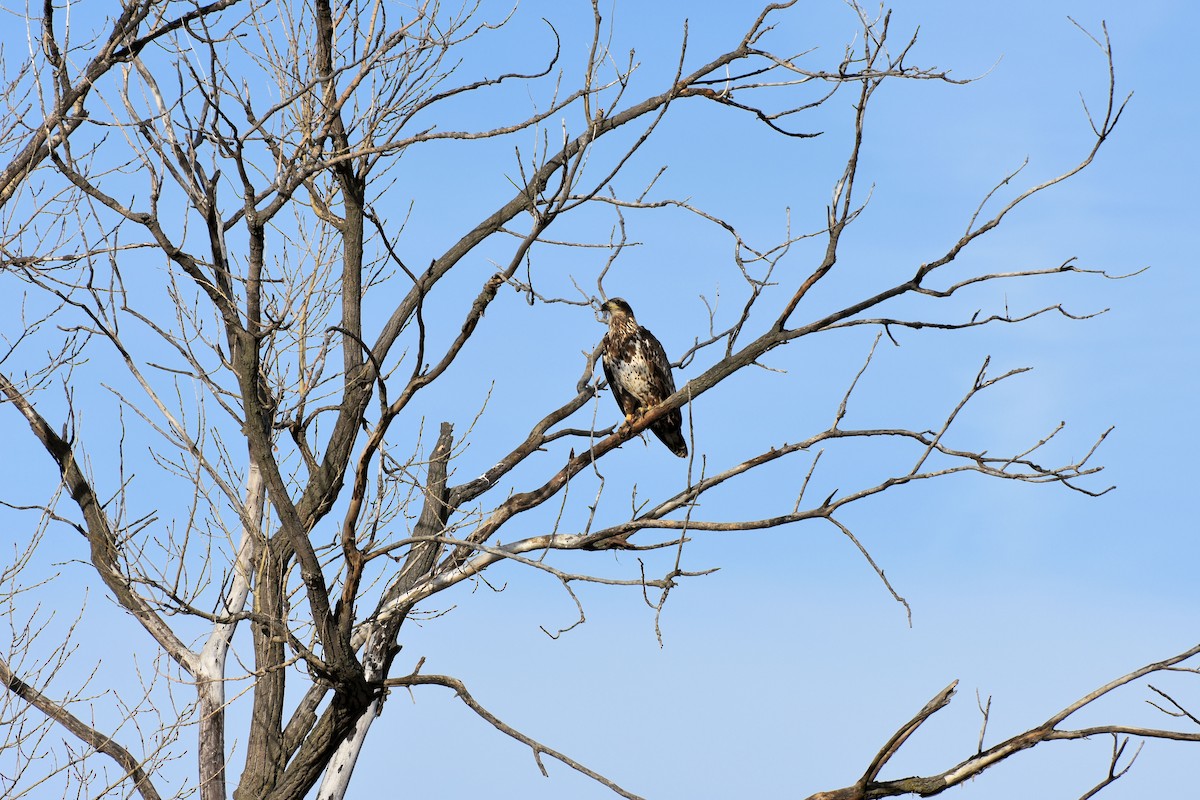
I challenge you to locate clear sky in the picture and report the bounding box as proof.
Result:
[1,1,1196,799]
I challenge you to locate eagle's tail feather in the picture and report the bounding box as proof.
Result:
[652,422,688,458]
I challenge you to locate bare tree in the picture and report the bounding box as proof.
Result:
[0,1,1194,799]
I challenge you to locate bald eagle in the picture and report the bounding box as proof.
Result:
[600,298,688,458]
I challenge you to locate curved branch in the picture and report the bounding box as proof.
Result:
[386,671,646,800]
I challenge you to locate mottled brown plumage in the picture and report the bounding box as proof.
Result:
[600,298,688,458]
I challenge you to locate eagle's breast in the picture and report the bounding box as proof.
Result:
[613,340,656,402]
[607,331,662,405]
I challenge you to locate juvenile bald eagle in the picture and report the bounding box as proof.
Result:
[600,298,688,458]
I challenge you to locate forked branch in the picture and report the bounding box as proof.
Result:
[805,643,1200,800]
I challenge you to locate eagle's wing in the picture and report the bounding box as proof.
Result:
[640,326,688,457]
[639,326,678,397]
[601,332,639,419]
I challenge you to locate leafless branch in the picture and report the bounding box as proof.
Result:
[806,643,1200,800]
[386,671,646,800]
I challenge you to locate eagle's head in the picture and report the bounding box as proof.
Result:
[601,297,635,321]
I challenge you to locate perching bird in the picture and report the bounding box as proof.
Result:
[600,297,688,458]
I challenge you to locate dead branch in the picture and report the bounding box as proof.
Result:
[806,643,1200,800]
[386,671,647,800]
[0,653,164,800]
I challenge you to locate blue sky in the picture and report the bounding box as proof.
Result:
[361,2,1199,798]
[1,1,1196,799]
